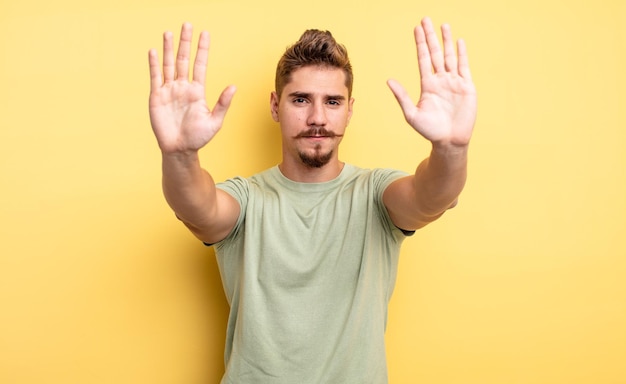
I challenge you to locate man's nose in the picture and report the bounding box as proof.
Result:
[306,103,327,126]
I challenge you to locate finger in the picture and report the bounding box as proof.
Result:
[422,17,445,73]
[441,24,458,73]
[457,38,473,80]
[386,79,416,121]
[176,22,194,81]
[162,31,175,82]
[414,24,432,79]
[192,30,210,85]
[211,85,237,123]
[148,49,162,92]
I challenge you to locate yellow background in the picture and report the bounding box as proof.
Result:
[1,0,625,383]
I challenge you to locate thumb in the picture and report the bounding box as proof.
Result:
[211,85,237,122]
[386,79,415,121]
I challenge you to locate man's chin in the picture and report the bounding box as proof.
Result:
[298,149,333,168]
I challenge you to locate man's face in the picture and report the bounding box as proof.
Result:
[271,66,354,168]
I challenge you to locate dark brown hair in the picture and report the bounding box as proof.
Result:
[275,29,353,98]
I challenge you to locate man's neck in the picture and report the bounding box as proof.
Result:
[278,159,345,183]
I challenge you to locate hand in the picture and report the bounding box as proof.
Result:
[148,23,236,154]
[387,18,477,148]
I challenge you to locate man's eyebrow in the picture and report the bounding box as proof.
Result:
[288,91,311,99]
[287,91,346,101]
[326,94,347,101]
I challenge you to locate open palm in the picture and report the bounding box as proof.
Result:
[148,23,235,154]
[388,18,477,147]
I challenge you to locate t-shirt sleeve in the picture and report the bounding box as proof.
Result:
[211,176,249,246]
[372,168,415,239]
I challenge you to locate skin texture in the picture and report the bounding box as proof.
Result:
[147,17,477,243]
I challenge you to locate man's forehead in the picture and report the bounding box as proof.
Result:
[283,66,349,96]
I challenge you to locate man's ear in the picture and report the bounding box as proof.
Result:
[270,91,280,122]
[347,97,355,125]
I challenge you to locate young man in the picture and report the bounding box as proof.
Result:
[148,18,476,383]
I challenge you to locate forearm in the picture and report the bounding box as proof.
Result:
[161,151,218,229]
[413,143,468,217]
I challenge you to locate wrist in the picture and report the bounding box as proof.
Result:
[431,141,469,157]
[161,149,201,166]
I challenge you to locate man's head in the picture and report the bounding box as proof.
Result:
[271,30,355,173]
[275,29,353,99]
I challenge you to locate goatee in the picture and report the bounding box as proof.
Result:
[298,147,333,168]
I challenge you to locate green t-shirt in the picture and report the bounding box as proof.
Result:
[215,164,410,383]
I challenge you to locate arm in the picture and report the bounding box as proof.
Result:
[148,23,240,244]
[384,17,477,230]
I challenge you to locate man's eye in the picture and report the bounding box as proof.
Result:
[327,100,341,106]
[293,98,306,104]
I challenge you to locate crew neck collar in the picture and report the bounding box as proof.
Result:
[270,164,355,192]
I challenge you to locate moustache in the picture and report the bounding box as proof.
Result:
[295,127,343,139]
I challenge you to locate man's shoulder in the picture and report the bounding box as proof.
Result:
[217,166,277,186]
[343,164,409,183]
